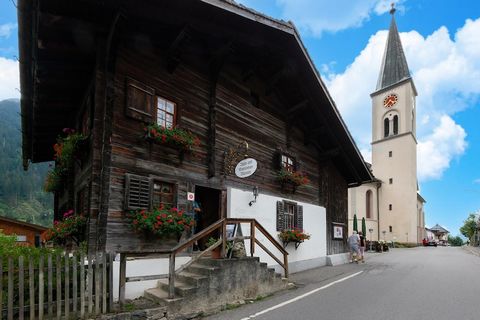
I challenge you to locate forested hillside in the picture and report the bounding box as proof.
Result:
[0,99,53,227]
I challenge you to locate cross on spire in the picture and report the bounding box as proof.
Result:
[390,2,396,15]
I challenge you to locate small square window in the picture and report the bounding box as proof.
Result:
[389,204,392,211]
[389,151,393,157]
[281,155,295,172]
[152,181,175,209]
[156,97,176,129]
[389,178,393,184]
[389,226,393,232]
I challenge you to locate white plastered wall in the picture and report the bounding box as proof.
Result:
[227,187,327,274]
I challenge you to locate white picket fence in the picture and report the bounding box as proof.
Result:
[0,252,114,320]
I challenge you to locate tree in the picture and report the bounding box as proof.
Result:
[361,217,367,237]
[353,214,358,232]
[448,235,464,247]
[460,213,477,242]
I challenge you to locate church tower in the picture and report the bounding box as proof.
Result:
[370,5,419,243]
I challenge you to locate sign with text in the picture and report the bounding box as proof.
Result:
[234,158,257,178]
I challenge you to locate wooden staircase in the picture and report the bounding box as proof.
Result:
[144,256,289,315]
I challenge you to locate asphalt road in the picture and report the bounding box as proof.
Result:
[203,247,480,320]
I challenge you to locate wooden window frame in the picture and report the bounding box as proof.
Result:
[281,154,295,172]
[125,77,155,123]
[276,200,303,231]
[155,96,177,129]
[125,173,178,211]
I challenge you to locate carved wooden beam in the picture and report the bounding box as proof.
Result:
[207,41,235,178]
[166,25,191,73]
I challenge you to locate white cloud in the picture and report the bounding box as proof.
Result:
[0,23,17,38]
[274,0,405,36]
[0,57,20,100]
[417,116,466,181]
[324,17,480,181]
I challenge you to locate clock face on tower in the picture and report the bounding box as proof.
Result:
[383,93,398,108]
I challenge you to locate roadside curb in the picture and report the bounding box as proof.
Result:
[462,245,480,257]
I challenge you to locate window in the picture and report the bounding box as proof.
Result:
[156,97,176,128]
[393,115,399,135]
[35,234,41,247]
[366,190,372,219]
[16,235,27,242]
[384,118,390,137]
[125,78,155,122]
[389,226,393,232]
[389,204,392,211]
[389,178,393,184]
[276,201,303,231]
[281,155,295,172]
[389,151,392,157]
[152,181,175,208]
[125,174,177,210]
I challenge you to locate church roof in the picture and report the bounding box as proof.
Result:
[429,224,449,233]
[376,9,411,91]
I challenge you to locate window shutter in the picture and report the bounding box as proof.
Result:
[125,77,155,123]
[296,205,303,231]
[125,174,152,210]
[273,151,282,170]
[276,201,285,231]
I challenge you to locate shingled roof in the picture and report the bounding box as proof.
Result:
[375,9,411,91]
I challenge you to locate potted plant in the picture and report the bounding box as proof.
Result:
[128,205,194,241]
[278,228,311,249]
[206,237,222,259]
[144,123,200,153]
[277,169,309,193]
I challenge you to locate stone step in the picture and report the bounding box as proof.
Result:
[176,271,209,286]
[157,279,198,297]
[186,264,220,276]
[144,287,183,305]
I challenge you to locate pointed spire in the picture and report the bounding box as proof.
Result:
[376,3,411,91]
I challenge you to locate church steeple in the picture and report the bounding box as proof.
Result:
[376,4,411,91]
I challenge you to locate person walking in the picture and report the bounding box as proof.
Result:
[358,231,366,263]
[347,231,360,263]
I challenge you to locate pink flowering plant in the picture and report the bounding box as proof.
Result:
[277,169,309,187]
[128,205,194,237]
[144,123,200,153]
[42,210,87,245]
[44,128,87,193]
[278,228,311,243]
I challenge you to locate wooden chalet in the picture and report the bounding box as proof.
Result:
[18,0,372,266]
[0,215,47,247]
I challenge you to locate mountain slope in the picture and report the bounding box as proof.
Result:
[0,99,53,227]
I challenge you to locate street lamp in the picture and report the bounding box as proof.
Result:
[369,228,373,251]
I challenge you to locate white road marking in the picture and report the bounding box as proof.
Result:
[239,271,363,320]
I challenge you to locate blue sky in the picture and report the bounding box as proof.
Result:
[0,0,479,236]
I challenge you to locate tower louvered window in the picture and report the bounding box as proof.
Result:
[384,118,390,137]
[393,115,399,135]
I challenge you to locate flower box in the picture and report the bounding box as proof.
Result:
[128,206,194,240]
[278,229,310,250]
[144,124,200,154]
[277,169,309,193]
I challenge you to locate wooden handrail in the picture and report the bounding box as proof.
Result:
[118,217,289,302]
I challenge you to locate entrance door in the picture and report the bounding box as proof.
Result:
[194,186,222,234]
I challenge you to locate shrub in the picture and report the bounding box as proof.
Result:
[42,210,87,246]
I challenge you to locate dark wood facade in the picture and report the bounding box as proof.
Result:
[19,0,372,255]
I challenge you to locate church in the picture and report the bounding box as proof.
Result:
[348,6,426,244]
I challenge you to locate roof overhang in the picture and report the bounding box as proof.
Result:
[18,0,373,184]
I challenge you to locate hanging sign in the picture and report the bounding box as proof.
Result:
[187,192,195,201]
[235,158,257,178]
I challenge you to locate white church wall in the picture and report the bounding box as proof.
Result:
[348,184,379,241]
